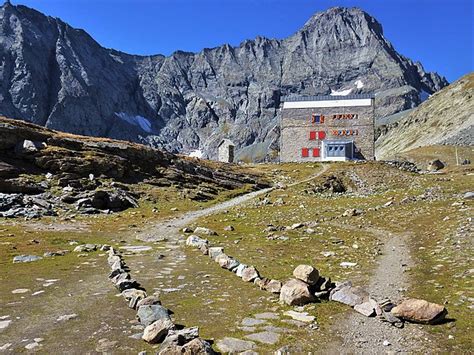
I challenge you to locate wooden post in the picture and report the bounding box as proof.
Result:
[455,146,459,166]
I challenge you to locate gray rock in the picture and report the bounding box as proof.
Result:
[463,191,474,199]
[279,279,316,306]
[284,310,315,323]
[245,331,280,345]
[427,159,445,171]
[235,263,248,277]
[115,278,139,292]
[186,235,209,249]
[56,313,78,322]
[142,317,175,343]
[0,320,11,331]
[194,227,217,236]
[329,284,369,307]
[162,326,199,346]
[254,312,279,320]
[216,254,240,270]
[241,317,266,327]
[159,337,214,355]
[354,298,380,317]
[73,244,97,253]
[43,250,69,257]
[15,140,45,154]
[137,305,170,327]
[137,296,161,308]
[208,246,225,260]
[241,266,260,282]
[13,255,42,263]
[265,279,283,293]
[216,337,256,353]
[292,265,320,285]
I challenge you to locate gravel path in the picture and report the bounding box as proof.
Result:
[138,164,329,243]
[330,227,428,354]
[137,187,274,243]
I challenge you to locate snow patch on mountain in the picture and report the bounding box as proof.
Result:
[355,80,364,89]
[115,112,152,133]
[330,88,353,96]
[189,149,203,158]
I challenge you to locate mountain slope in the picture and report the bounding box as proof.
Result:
[0,3,448,159]
[376,73,473,159]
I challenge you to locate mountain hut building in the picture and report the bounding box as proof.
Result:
[280,94,375,162]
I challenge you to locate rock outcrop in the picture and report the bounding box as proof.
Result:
[376,73,473,159]
[0,3,447,160]
[0,117,268,217]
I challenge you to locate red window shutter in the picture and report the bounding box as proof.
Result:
[320,115,325,124]
[318,131,326,140]
[302,148,309,157]
[312,148,320,157]
[309,131,316,140]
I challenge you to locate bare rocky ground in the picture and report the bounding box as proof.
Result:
[329,227,427,354]
[0,152,473,354]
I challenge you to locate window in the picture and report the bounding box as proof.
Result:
[312,148,320,157]
[312,114,325,124]
[309,131,317,140]
[318,131,326,140]
[302,148,309,157]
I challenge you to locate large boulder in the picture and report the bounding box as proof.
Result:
[292,265,320,285]
[279,279,316,306]
[391,298,447,324]
[142,318,175,343]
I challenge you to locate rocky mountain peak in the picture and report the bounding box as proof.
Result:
[0,4,448,161]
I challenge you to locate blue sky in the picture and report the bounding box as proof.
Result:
[11,0,473,82]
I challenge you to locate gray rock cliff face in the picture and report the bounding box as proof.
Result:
[0,3,448,160]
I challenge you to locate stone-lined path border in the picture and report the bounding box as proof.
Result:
[104,246,215,353]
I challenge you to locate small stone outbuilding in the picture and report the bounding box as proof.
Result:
[217,139,235,163]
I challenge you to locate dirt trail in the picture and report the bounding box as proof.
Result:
[138,164,329,243]
[137,187,273,243]
[330,226,427,354]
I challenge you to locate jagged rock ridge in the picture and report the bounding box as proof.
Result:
[0,2,448,160]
